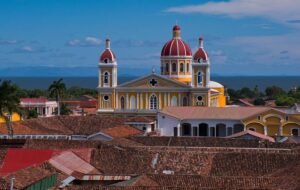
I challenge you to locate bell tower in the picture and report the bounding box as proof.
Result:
[98,38,117,112]
[192,37,210,88]
[98,39,117,88]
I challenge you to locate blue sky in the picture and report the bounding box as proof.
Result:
[0,0,300,76]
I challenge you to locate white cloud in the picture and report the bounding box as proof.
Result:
[65,37,102,47]
[11,46,46,53]
[165,0,300,24]
[0,40,21,45]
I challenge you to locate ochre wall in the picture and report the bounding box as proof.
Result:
[245,123,264,134]
[282,123,300,136]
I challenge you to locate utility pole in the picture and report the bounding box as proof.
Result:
[10,177,15,190]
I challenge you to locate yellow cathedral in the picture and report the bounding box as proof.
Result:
[97,25,226,115]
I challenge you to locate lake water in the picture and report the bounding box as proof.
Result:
[1,76,300,91]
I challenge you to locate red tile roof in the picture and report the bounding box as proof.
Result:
[160,106,271,120]
[0,162,56,190]
[102,125,143,138]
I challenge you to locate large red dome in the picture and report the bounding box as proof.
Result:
[161,25,192,57]
[161,39,192,57]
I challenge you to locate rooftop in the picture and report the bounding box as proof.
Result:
[160,106,272,120]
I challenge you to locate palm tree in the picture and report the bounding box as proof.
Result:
[48,78,66,116]
[0,80,21,138]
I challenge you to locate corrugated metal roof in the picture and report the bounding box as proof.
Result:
[49,151,99,177]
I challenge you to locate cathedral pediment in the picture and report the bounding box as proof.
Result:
[117,74,190,89]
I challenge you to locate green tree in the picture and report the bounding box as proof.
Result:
[48,78,66,116]
[28,89,47,98]
[265,86,285,99]
[26,109,38,119]
[238,87,255,98]
[0,80,21,138]
[275,95,296,106]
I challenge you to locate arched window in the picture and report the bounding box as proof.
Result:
[197,72,202,84]
[130,95,136,109]
[104,72,109,84]
[104,59,109,63]
[186,63,189,72]
[198,58,202,63]
[166,63,169,73]
[150,95,157,110]
[120,97,125,109]
[171,96,177,106]
[180,63,184,72]
[172,63,176,72]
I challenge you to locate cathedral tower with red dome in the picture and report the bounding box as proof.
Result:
[160,25,193,84]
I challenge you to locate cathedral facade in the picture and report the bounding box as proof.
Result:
[97,25,226,115]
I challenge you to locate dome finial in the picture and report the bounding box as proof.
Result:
[172,24,181,39]
[105,38,110,49]
[199,36,204,48]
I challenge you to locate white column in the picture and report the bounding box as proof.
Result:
[140,93,143,109]
[98,68,101,87]
[178,93,181,106]
[115,92,118,109]
[126,93,129,109]
[164,92,167,107]
[177,123,181,136]
[159,93,162,109]
[279,125,283,136]
[264,126,267,135]
[137,92,139,110]
[145,93,148,109]
[191,66,194,87]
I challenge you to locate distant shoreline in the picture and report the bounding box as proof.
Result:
[1,76,300,91]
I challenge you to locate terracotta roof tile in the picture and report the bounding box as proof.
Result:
[102,125,143,138]
[0,162,55,189]
[160,106,271,120]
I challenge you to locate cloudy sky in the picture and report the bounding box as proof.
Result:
[0,0,300,76]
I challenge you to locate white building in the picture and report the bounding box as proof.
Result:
[20,97,58,117]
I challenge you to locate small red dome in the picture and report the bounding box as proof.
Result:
[100,49,116,63]
[193,48,208,62]
[173,25,180,31]
[161,39,192,56]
